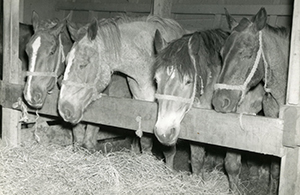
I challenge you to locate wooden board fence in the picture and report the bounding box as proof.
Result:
[0,81,284,157]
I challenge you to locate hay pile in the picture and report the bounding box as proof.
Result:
[0,142,231,195]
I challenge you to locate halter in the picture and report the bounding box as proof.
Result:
[214,31,271,104]
[26,34,65,83]
[61,80,104,101]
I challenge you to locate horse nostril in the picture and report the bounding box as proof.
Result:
[63,108,72,120]
[33,92,42,103]
[221,97,231,109]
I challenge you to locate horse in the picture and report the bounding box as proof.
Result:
[153,28,265,193]
[212,8,290,195]
[22,11,131,151]
[58,15,186,158]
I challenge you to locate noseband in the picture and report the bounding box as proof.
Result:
[214,31,271,104]
[61,80,104,101]
[26,34,65,83]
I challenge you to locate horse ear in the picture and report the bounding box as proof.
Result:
[64,11,73,22]
[188,33,200,57]
[224,8,238,30]
[153,30,167,54]
[88,18,98,41]
[32,11,40,31]
[251,7,267,31]
[67,21,79,41]
[51,21,65,36]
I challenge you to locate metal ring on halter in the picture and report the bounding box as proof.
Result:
[214,31,271,104]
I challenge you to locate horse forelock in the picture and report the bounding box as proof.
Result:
[154,29,228,83]
[154,36,194,82]
[233,18,251,32]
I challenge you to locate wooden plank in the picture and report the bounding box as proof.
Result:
[55,2,292,16]
[2,0,22,147]
[171,5,292,15]
[280,106,300,147]
[287,0,300,105]
[213,14,222,28]
[0,81,284,156]
[279,147,300,195]
[55,2,152,13]
[153,0,173,18]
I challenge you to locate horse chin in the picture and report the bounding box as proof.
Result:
[26,100,44,109]
[154,125,180,146]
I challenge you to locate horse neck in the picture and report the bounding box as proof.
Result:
[61,27,73,56]
[262,28,290,106]
[196,53,222,109]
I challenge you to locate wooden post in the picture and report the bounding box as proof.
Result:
[153,0,173,18]
[2,0,22,147]
[286,0,300,105]
[279,0,300,194]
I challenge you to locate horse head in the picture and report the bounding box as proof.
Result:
[23,11,71,108]
[212,8,268,113]
[58,18,112,124]
[153,31,200,146]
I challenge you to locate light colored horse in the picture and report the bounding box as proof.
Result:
[58,15,186,157]
[212,8,290,195]
[23,12,131,150]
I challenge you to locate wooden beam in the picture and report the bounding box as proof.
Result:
[55,2,152,13]
[279,147,300,195]
[171,5,292,16]
[55,2,292,16]
[287,0,300,105]
[153,0,173,18]
[0,81,284,156]
[2,0,22,147]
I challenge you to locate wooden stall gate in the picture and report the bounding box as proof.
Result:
[1,0,299,194]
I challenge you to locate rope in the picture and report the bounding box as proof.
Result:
[135,116,143,138]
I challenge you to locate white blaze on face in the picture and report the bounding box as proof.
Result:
[26,36,41,100]
[64,47,76,81]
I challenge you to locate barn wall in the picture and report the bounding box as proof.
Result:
[22,0,64,24]
[22,0,293,31]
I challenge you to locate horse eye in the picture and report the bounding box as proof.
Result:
[185,80,192,85]
[50,48,56,55]
[79,64,87,69]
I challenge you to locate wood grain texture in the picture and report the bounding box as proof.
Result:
[0,81,284,156]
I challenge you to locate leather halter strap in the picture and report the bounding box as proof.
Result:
[214,31,271,103]
[26,34,65,80]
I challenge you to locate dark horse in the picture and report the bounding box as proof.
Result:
[153,28,264,193]
[212,8,290,195]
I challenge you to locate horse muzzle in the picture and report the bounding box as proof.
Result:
[154,125,179,146]
[212,89,239,113]
[23,86,46,109]
[58,100,83,124]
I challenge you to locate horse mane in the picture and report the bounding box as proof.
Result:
[234,17,290,39]
[264,24,290,38]
[154,29,229,82]
[93,14,184,59]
